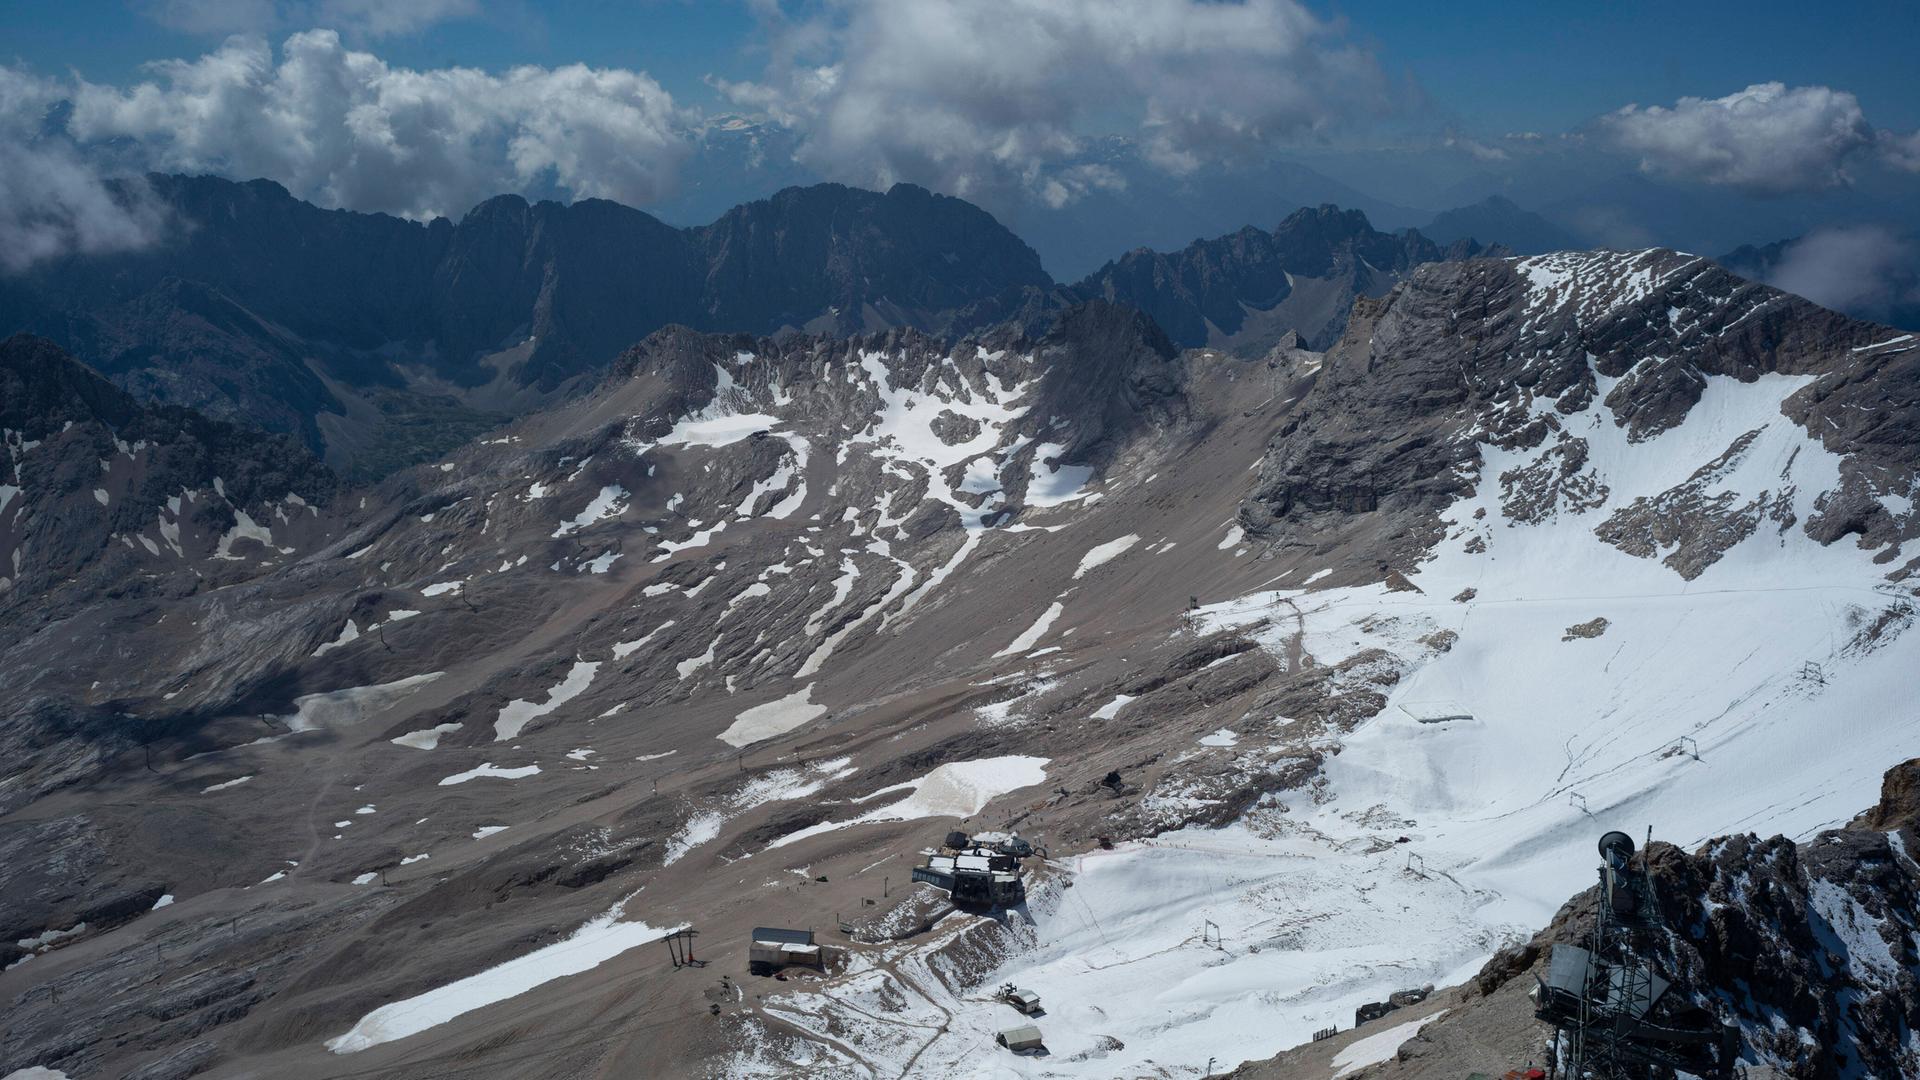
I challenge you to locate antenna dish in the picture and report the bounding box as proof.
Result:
[1598,830,1636,869]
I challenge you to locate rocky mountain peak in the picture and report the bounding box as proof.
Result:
[1422,194,1583,256]
[693,181,1052,337]
[456,191,534,223]
[1069,200,1493,358]
[1246,249,1920,579]
[1272,203,1383,258]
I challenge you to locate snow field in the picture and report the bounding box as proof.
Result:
[391,723,462,750]
[768,756,1050,850]
[438,763,541,786]
[719,685,828,747]
[663,757,860,865]
[1072,534,1139,579]
[494,661,600,740]
[325,896,681,1054]
[276,673,444,733]
[1332,1010,1448,1077]
[994,602,1064,657]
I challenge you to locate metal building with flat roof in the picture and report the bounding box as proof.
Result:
[748,926,822,976]
[997,1024,1044,1053]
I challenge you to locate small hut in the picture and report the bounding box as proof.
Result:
[747,926,822,976]
[997,1024,1044,1053]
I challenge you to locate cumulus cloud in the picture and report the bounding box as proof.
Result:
[138,0,478,40]
[716,0,1390,206]
[0,69,167,273]
[59,30,689,222]
[1766,226,1920,322]
[1881,129,1920,175]
[1445,132,1508,162]
[1596,82,1906,195]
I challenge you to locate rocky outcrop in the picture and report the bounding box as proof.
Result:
[1007,301,1184,471]
[1234,759,1920,1080]
[1241,250,1920,576]
[1629,760,1919,1079]
[1855,758,1920,831]
[694,182,1051,339]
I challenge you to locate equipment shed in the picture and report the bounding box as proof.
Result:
[997,1024,1044,1052]
[748,926,823,975]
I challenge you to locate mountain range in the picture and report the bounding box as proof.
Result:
[1,177,1492,481]
[0,176,1051,479]
[1420,195,1582,256]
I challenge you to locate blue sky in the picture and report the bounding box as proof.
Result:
[1337,0,1918,133]
[9,1,1912,135]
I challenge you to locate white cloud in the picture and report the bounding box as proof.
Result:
[1765,225,1919,319]
[1445,132,1508,162]
[1038,163,1127,210]
[1597,82,1878,195]
[61,30,689,222]
[0,68,167,272]
[1881,129,1920,175]
[717,0,1389,206]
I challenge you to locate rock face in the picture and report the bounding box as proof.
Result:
[1242,249,1920,576]
[694,182,1052,338]
[1072,205,1486,353]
